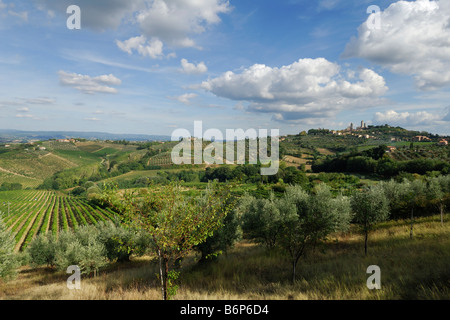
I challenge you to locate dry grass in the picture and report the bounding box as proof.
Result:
[1,214,449,300]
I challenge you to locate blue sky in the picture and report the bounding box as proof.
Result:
[0,0,449,136]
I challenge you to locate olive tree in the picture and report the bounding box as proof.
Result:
[351,185,390,255]
[240,193,282,249]
[427,175,450,225]
[0,214,18,280]
[277,184,352,282]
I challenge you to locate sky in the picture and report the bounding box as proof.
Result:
[0,0,449,136]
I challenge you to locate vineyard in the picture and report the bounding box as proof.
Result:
[147,152,174,167]
[0,190,119,252]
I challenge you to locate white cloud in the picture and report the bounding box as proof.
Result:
[21,97,55,105]
[343,0,450,91]
[174,93,198,104]
[16,114,34,119]
[373,110,442,126]
[36,0,231,56]
[136,0,231,48]
[0,1,6,10]
[8,10,28,21]
[116,36,164,59]
[35,0,145,31]
[199,58,388,121]
[17,107,29,113]
[180,59,208,74]
[58,71,122,94]
[318,0,340,11]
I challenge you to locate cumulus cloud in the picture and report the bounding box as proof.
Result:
[136,0,231,48]
[343,0,450,91]
[180,59,208,74]
[199,58,388,121]
[373,110,443,126]
[116,36,164,59]
[35,0,231,56]
[58,71,122,94]
[35,0,145,31]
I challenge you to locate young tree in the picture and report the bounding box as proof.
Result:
[277,184,352,282]
[0,214,18,280]
[427,175,450,226]
[405,179,427,239]
[240,193,282,249]
[351,185,390,255]
[101,183,233,300]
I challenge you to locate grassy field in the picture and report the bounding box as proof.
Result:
[1,214,448,300]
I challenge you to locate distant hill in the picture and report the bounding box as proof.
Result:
[0,129,171,143]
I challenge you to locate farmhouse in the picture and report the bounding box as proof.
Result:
[387,146,397,153]
[413,136,431,142]
[438,139,448,146]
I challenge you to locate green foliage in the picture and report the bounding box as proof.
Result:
[27,222,148,275]
[100,182,234,300]
[195,198,242,263]
[0,214,18,279]
[0,182,22,191]
[96,220,150,262]
[239,184,353,282]
[27,233,57,267]
[54,228,108,276]
[277,185,353,281]
[351,184,390,255]
[240,193,282,248]
[166,270,180,300]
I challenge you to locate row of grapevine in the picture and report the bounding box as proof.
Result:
[3,190,44,226]
[0,190,120,251]
[148,152,173,166]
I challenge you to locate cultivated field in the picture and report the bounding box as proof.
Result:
[0,190,119,252]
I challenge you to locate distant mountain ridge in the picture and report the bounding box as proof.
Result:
[0,129,171,143]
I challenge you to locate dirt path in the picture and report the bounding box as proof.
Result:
[0,166,40,180]
[39,152,77,167]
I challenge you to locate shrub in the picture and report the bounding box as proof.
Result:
[54,227,108,276]
[0,214,18,280]
[96,221,150,262]
[27,222,151,275]
[27,233,57,267]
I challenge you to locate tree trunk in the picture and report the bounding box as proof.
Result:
[292,260,296,284]
[410,207,414,239]
[364,231,368,256]
[164,258,169,301]
[158,250,165,300]
[441,204,444,226]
